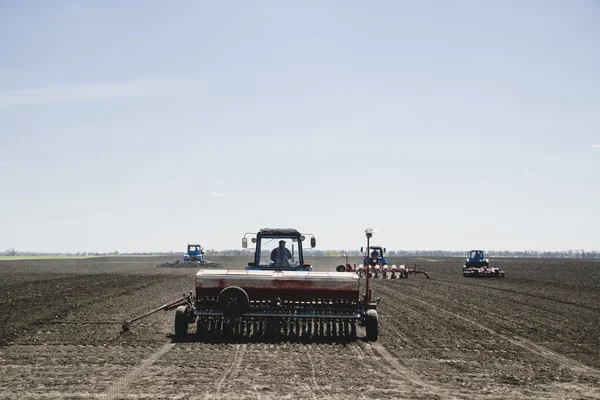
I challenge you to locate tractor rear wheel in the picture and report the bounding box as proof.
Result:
[174,306,189,338]
[365,310,379,341]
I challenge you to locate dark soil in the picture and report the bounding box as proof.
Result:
[0,256,599,399]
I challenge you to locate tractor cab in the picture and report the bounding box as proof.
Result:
[469,250,485,260]
[465,249,489,268]
[242,228,316,271]
[361,245,387,266]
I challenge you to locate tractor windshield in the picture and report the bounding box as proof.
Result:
[370,248,382,258]
[258,236,301,268]
[470,250,484,259]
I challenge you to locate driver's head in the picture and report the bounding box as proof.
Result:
[279,240,286,247]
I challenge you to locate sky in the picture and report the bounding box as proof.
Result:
[1,1,599,253]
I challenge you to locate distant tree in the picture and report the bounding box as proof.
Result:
[4,247,17,256]
[324,250,340,257]
[113,250,119,256]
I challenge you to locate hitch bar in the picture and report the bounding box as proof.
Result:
[121,294,193,332]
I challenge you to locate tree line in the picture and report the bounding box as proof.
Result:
[3,248,599,259]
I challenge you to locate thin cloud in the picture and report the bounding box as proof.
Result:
[210,192,228,198]
[63,219,112,225]
[524,172,536,177]
[590,144,600,149]
[0,79,203,107]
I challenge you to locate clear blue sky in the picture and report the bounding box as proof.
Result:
[1,1,598,253]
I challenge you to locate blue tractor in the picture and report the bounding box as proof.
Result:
[183,244,205,263]
[157,243,220,268]
[463,250,505,277]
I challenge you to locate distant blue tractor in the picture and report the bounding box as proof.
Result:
[157,243,219,268]
[463,249,505,277]
[183,244,205,263]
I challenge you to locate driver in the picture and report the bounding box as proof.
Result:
[271,240,292,267]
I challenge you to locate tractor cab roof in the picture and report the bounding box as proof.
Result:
[257,228,301,237]
[468,250,486,258]
[242,228,316,253]
[370,246,384,251]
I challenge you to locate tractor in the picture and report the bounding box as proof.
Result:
[362,245,387,278]
[357,245,412,279]
[462,250,505,277]
[124,228,380,342]
[184,244,205,262]
[156,243,220,268]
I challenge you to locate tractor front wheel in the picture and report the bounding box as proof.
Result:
[365,309,379,341]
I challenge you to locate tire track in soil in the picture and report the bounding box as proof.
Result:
[305,345,324,400]
[387,287,600,377]
[349,342,364,359]
[214,343,247,397]
[430,277,600,313]
[360,342,456,400]
[376,287,450,350]
[102,342,175,399]
[359,341,377,358]
[378,319,418,349]
[413,279,599,346]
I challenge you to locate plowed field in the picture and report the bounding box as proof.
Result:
[1,256,599,399]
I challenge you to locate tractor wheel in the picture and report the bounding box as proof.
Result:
[336,265,346,272]
[174,305,189,338]
[218,286,250,317]
[365,310,379,342]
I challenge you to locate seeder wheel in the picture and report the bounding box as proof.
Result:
[174,305,189,338]
[218,286,250,317]
[365,309,379,342]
